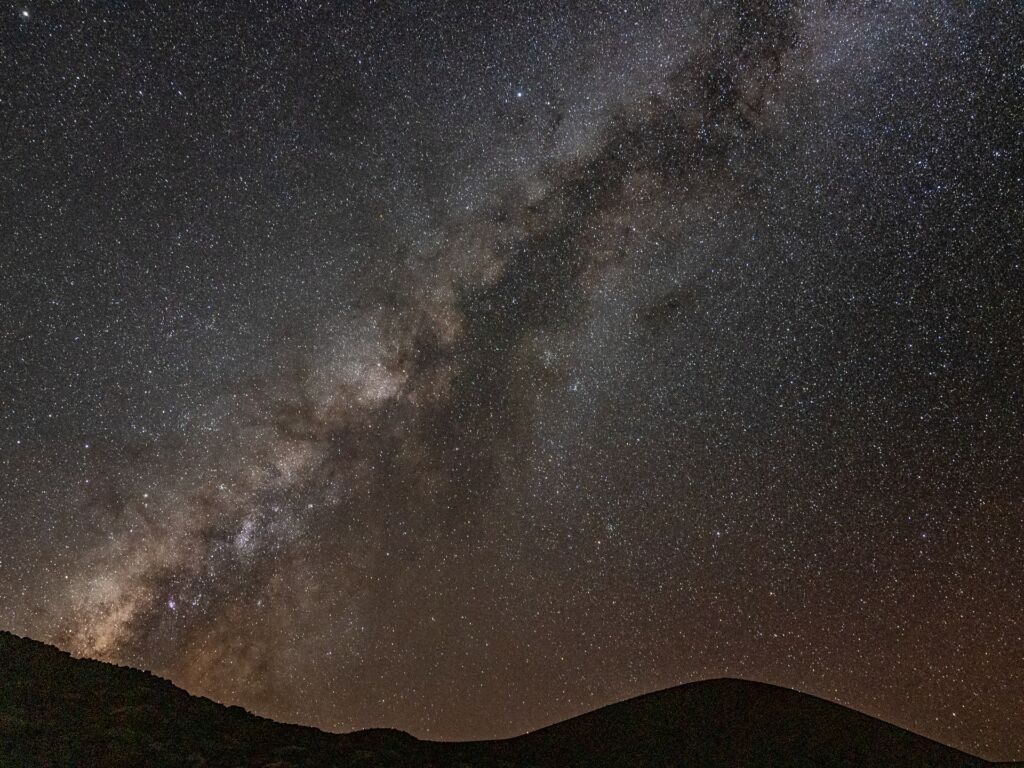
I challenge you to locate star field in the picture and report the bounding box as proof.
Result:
[1,0,1022,760]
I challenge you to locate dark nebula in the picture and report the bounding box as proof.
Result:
[1,0,1021,760]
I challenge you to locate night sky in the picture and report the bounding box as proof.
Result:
[1,0,1022,760]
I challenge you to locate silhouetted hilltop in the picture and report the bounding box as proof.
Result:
[0,630,1005,767]
[487,678,991,768]
[0,630,421,767]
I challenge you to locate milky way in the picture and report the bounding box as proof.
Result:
[1,0,1022,759]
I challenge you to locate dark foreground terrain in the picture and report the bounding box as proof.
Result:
[0,630,1016,767]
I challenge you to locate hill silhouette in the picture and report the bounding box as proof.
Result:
[0,630,1014,767]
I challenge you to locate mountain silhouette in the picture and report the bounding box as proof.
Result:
[1,630,1017,767]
